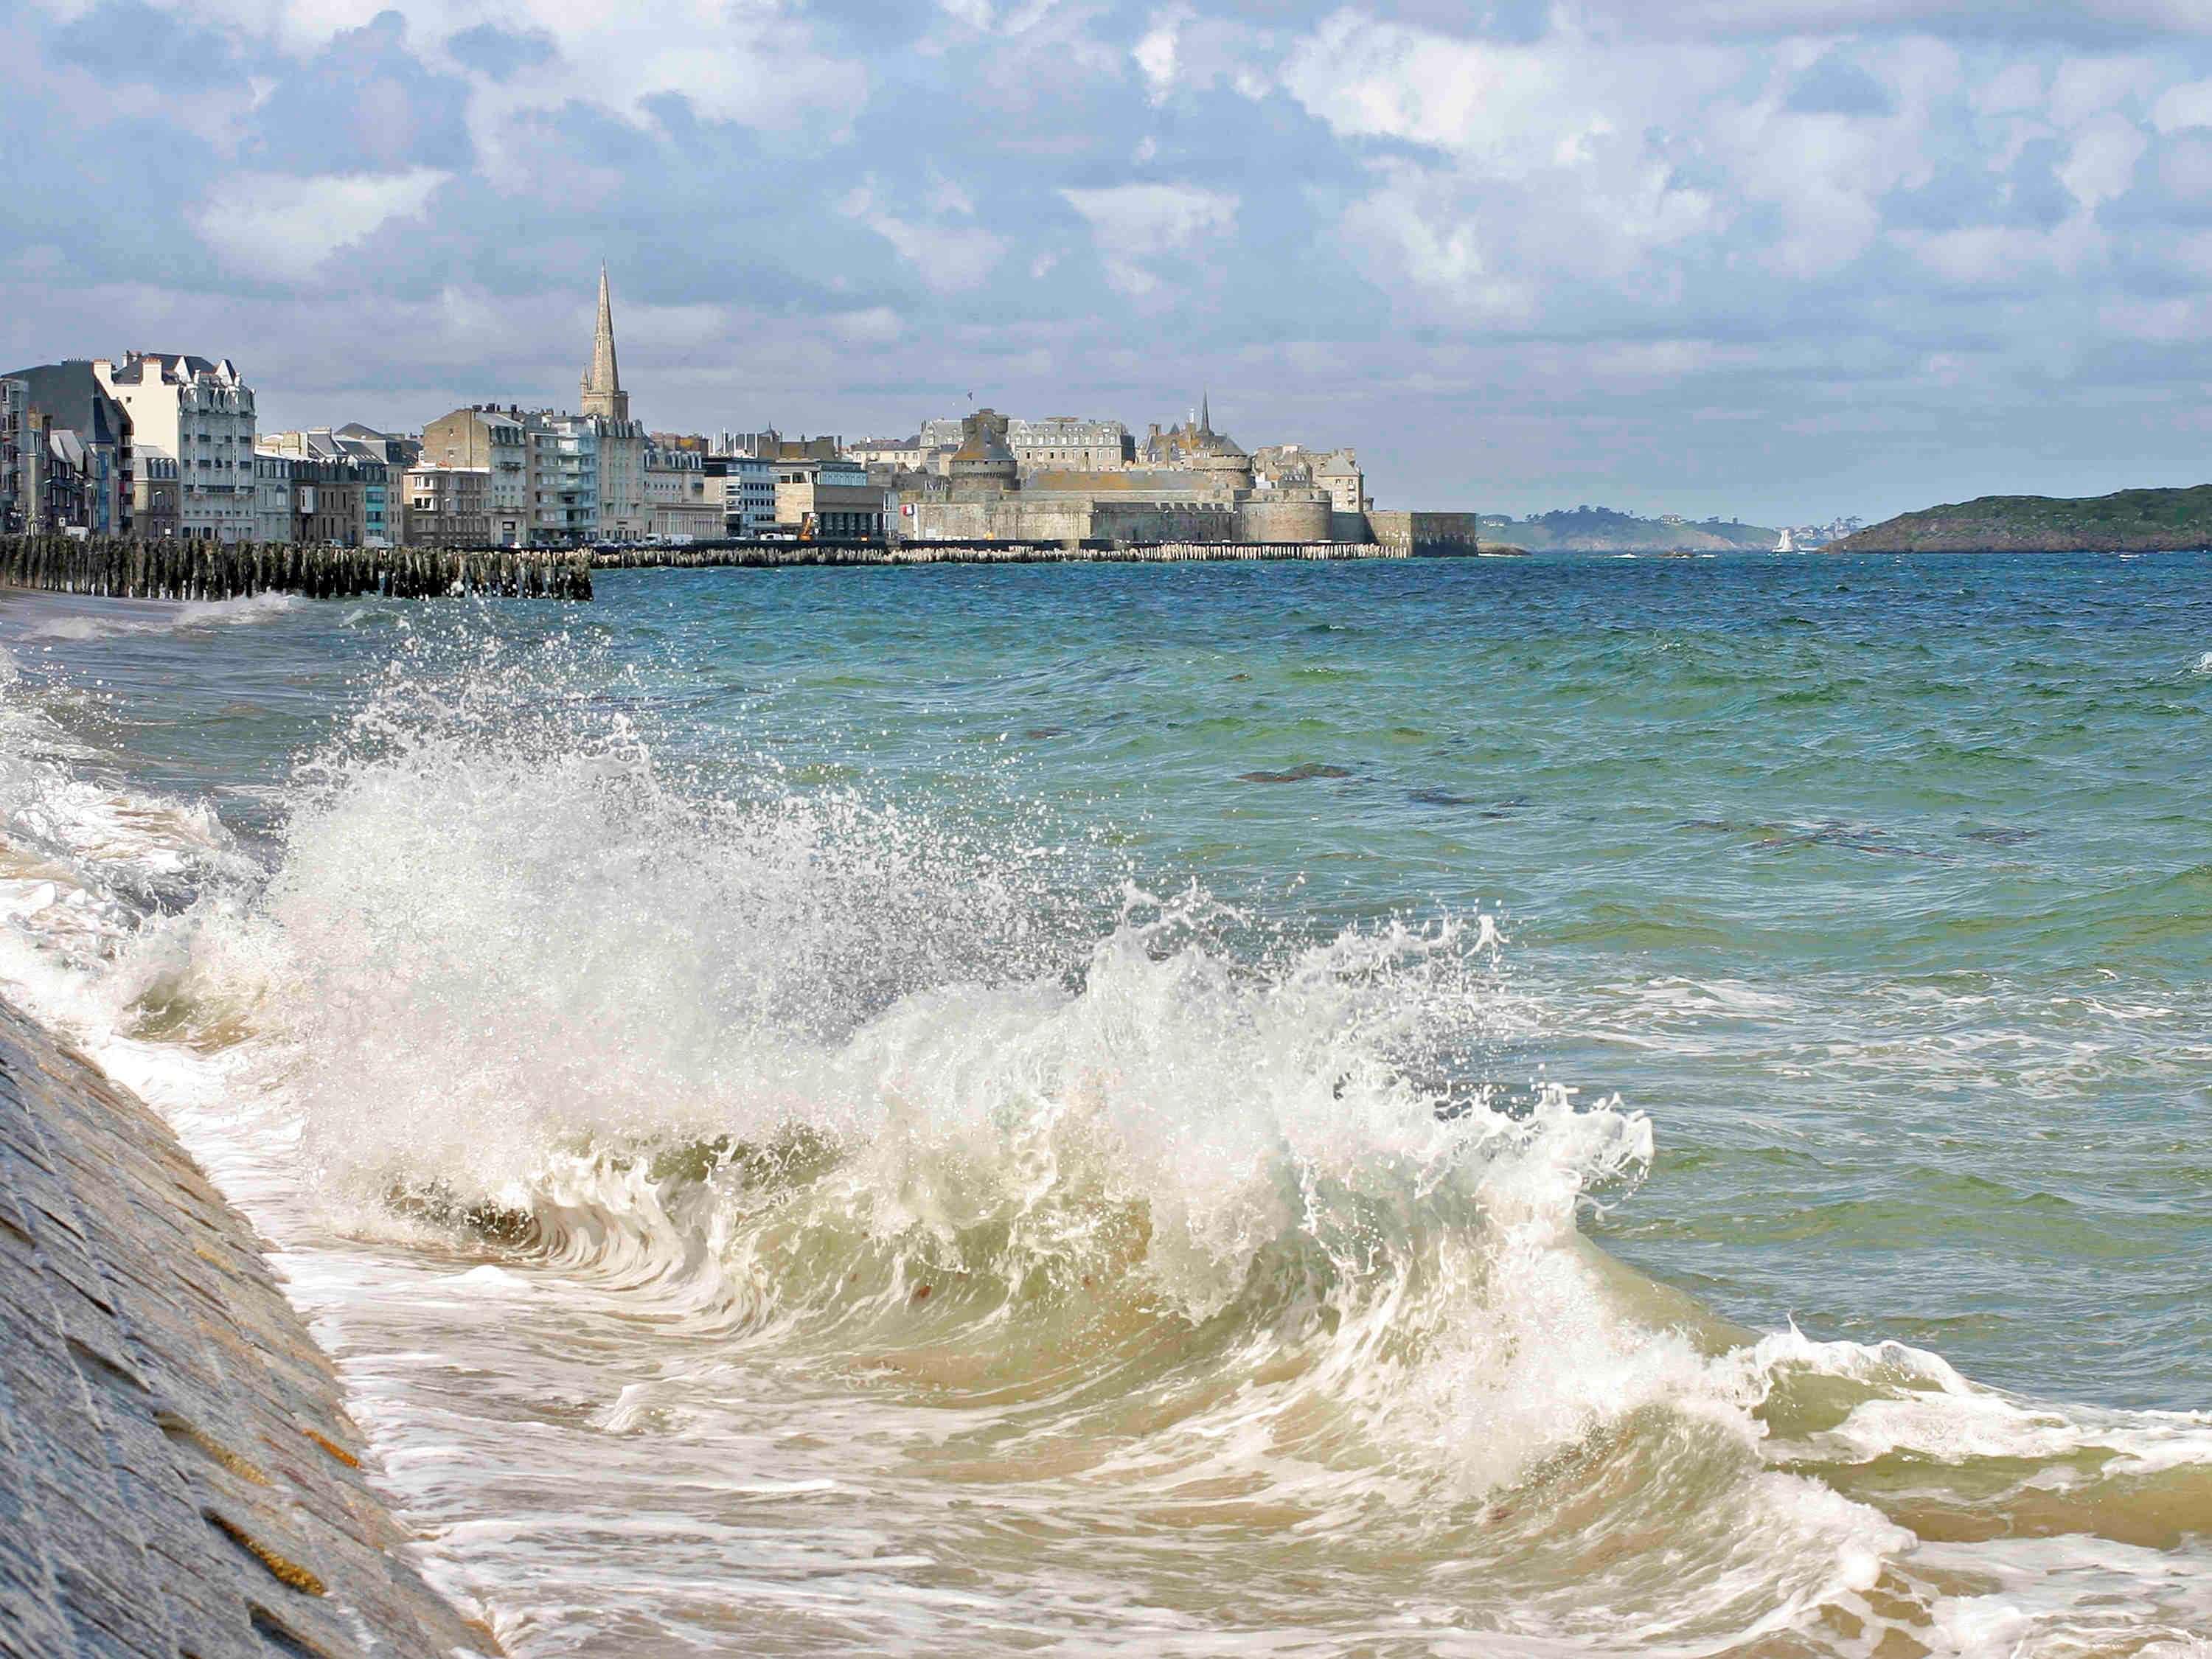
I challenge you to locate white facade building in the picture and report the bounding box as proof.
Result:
[712,454,776,536]
[529,413,601,543]
[94,352,256,542]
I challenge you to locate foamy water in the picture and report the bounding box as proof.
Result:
[1,559,2208,1655]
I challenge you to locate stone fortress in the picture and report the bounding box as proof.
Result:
[880,400,1391,549]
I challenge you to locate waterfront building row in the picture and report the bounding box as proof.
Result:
[4,265,1389,552]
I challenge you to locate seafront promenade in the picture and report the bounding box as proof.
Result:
[0,996,495,1658]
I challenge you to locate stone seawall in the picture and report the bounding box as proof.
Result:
[0,996,497,1658]
[592,540,1399,570]
[0,534,592,602]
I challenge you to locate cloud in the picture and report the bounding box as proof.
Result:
[14,0,2212,522]
[1060,182,1239,295]
[190,168,449,279]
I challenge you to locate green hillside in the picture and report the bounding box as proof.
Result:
[1829,486,2212,553]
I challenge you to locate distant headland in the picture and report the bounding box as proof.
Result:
[1829,486,2212,554]
[1479,506,1792,553]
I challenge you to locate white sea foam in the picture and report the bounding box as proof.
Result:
[23,590,307,643]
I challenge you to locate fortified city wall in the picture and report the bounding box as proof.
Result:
[1366,511,1485,556]
[0,995,497,1658]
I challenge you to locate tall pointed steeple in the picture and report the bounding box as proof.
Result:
[1200,389,1210,434]
[580,263,629,423]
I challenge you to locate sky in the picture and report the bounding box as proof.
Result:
[7,1,2212,524]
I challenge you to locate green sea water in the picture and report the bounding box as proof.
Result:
[0,550,2206,1655]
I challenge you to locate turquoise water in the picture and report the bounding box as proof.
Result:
[1,552,2208,1654]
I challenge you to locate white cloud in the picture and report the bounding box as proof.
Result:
[1060,181,1237,295]
[841,182,1007,294]
[2152,77,2212,133]
[190,168,448,279]
[869,218,1009,293]
[2059,111,2148,209]
[1134,7,1186,102]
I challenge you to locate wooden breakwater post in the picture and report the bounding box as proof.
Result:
[0,533,593,602]
[590,538,1398,571]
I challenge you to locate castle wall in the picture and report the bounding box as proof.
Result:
[905,498,1093,546]
[1331,509,1374,544]
[1366,510,1483,556]
[1237,495,1333,544]
[1091,501,1239,543]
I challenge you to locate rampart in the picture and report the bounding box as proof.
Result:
[0,535,593,602]
[0,995,498,1658]
[1366,512,1484,556]
[591,540,1397,569]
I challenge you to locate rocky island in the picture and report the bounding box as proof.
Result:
[1828,485,2212,553]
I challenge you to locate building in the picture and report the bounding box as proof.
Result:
[1313,449,1366,515]
[280,454,369,545]
[846,435,925,468]
[0,379,24,534]
[580,265,629,425]
[900,403,1338,547]
[773,457,886,540]
[258,428,400,546]
[403,465,493,548]
[250,453,295,543]
[420,406,529,546]
[641,447,723,540]
[531,412,602,543]
[577,265,647,538]
[133,456,179,540]
[93,352,254,542]
[706,454,776,537]
[0,361,135,536]
[1008,417,1131,472]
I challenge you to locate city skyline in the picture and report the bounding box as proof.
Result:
[8,2,2212,524]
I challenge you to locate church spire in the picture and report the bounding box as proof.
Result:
[1200,389,1210,433]
[581,263,629,423]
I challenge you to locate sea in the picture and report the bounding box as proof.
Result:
[0,550,2207,1657]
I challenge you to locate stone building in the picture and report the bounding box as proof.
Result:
[250,452,295,543]
[403,464,493,547]
[420,406,529,546]
[641,447,723,540]
[259,428,400,546]
[1009,416,1131,471]
[773,457,886,540]
[93,352,254,542]
[846,435,924,468]
[580,265,628,425]
[133,456,179,540]
[900,404,1337,547]
[0,361,135,536]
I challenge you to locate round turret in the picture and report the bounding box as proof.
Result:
[947,409,1018,493]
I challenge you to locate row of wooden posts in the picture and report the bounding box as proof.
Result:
[0,534,594,602]
[0,532,1422,608]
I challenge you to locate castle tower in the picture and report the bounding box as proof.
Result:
[580,264,628,423]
